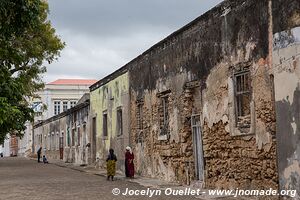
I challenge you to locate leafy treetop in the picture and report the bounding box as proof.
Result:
[0,0,65,144]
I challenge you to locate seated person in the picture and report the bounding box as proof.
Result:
[43,155,49,164]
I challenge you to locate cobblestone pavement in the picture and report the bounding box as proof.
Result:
[0,157,270,200]
[0,157,199,200]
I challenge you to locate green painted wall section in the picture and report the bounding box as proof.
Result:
[90,72,129,152]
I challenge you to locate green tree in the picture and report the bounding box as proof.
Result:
[0,0,65,144]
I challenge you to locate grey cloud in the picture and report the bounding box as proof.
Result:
[48,0,223,37]
[45,0,223,82]
[45,29,170,82]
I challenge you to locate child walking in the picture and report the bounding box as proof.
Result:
[106,149,117,181]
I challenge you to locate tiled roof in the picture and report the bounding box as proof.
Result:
[47,79,98,85]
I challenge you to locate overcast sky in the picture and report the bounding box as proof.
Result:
[44,0,223,83]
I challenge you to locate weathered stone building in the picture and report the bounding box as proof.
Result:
[34,113,66,160]
[90,71,130,171]
[272,0,300,198]
[64,94,91,165]
[34,94,92,165]
[14,79,96,159]
[85,0,300,192]
[10,135,18,157]
[126,0,278,190]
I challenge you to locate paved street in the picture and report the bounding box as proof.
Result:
[0,157,199,200]
[1,157,279,200]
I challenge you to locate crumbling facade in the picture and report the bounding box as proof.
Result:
[34,114,66,160]
[18,79,96,157]
[272,0,300,198]
[90,71,130,171]
[127,0,279,189]
[64,94,91,165]
[86,0,300,190]
[34,94,92,165]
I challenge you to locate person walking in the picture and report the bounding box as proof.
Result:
[125,146,134,178]
[106,148,117,181]
[37,147,42,163]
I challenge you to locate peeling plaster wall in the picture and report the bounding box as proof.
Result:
[64,104,91,165]
[90,72,130,172]
[128,0,278,188]
[130,73,198,183]
[272,0,300,198]
[34,116,67,160]
[273,27,300,200]
[202,59,277,189]
[33,103,91,166]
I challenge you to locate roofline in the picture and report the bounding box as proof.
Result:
[90,67,128,91]
[47,79,98,86]
[47,83,95,85]
[90,1,224,91]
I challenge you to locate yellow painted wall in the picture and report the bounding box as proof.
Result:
[90,72,129,160]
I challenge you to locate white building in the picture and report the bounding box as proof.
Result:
[35,79,97,121]
[18,79,97,157]
[3,135,10,157]
[0,144,3,157]
[18,122,32,156]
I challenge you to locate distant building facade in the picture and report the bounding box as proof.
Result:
[2,135,10,157]
[10,135,18,157]
[33,94,92,165]
[18,79,97,157]
[34,79,97,121]
[0,144,3,157]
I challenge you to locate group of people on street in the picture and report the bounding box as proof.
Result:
[37,145,134,180]
[106,146,134,181]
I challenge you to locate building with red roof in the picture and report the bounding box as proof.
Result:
[33,79,97,119]
[17,79,97,157]
[47,79,97,85]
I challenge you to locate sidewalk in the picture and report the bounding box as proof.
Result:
[47,158,125,179]
[29,157,180,187]
[45,157,181,189]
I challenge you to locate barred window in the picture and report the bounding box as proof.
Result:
[159,96,169,135]
[72,129,75,146]
[117,108,123,136]
[77,127,80,146]
[234,70,251,128]
[137,103,143,130]
[103,112,108,137]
